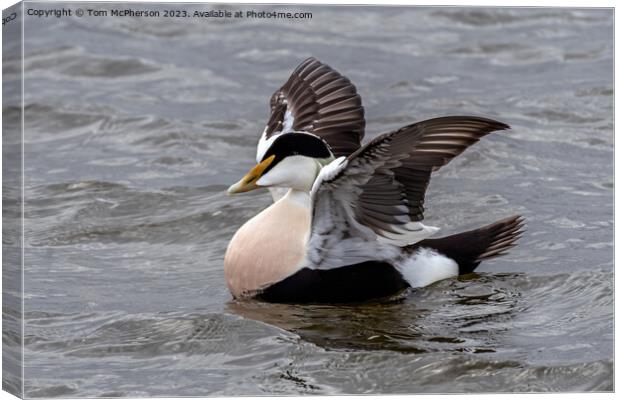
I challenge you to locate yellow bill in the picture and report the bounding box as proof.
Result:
[227,155,276,195]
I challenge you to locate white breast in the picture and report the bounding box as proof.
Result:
[395,247,459,288]
[224,192,311,297]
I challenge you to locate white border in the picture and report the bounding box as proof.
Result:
[0,1,615,400]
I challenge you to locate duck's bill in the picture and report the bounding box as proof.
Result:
[227,155,275,195]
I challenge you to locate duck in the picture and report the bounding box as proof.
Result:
[224,58,524,303]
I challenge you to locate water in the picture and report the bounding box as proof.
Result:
[4,4,613,396]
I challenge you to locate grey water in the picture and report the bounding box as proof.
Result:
[4,4,613,396]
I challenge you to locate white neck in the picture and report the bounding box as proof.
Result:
[281,188,311,208]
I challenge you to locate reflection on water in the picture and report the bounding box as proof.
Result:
[5,3,613,396]
[227,273,533,356]
[227,273,525,354]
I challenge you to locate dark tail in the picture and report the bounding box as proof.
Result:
[413,215,525,275]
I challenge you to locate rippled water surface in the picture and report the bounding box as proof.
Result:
[5,4,613,396]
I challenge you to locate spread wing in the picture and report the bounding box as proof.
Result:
[307,116,510,269]
[257,57,365,162]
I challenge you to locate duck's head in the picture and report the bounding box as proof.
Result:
[228,132,334,195]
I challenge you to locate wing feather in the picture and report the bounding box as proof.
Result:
[306,116,509,269]
[258,58,365,162]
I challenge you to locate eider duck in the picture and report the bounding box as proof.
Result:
[224,58,524,303]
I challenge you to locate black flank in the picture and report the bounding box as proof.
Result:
[257,261,408,304]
